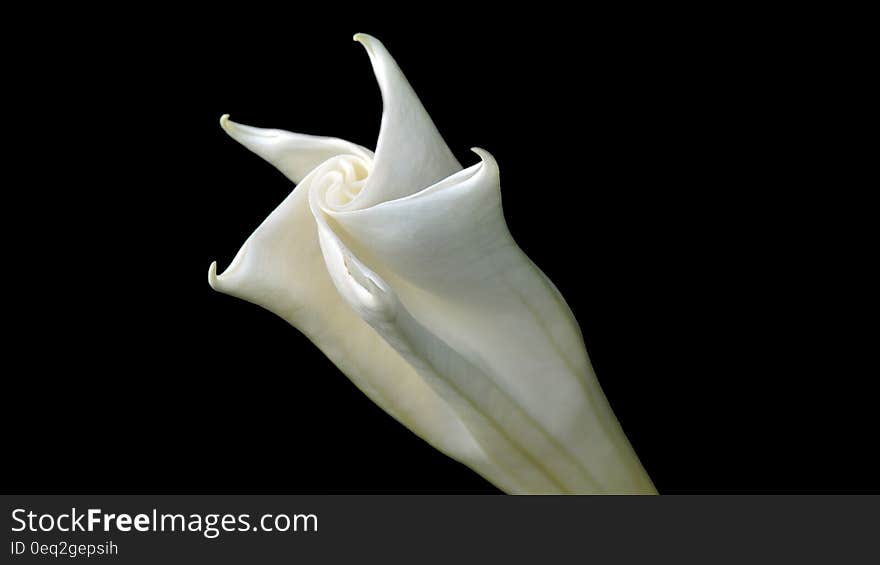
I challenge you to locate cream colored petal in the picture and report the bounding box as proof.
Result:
[350,34,461,209]
[209,143,518,491]
[309,159,557,493]
[313,149,655,493]
[219,114,373,185]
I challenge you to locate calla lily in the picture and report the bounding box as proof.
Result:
[209,33,655,494]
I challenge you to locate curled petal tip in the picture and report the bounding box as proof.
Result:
[218,116,278,144]
[352,33,379,56]
[470,147,498,169]
[208,261,220,290]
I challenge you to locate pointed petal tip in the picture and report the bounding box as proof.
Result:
[352,33,380,56]
[219,114,230,129]
[208,261,223,292]
[208,260,235,293]
[208,261,220,290]
[470,147,498,168]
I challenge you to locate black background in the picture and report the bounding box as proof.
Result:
[4,10,873,493]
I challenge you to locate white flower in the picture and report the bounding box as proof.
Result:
[209,34,655,494]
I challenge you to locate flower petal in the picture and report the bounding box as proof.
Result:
[219,113,373,184]
[209,155,516,491]
[313,149,656,493]
[350,34,461,209]
[310,199,564,493]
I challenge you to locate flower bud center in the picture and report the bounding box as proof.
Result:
[316,155,371,209]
